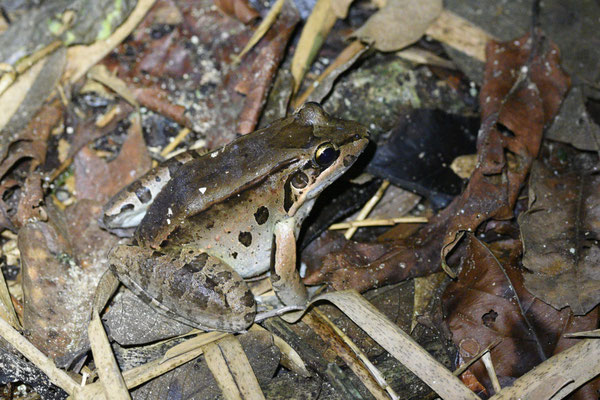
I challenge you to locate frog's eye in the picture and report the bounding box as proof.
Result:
[291,171,308,188]
[314,143,338,167]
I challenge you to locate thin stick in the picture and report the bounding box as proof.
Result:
[481,352,501,394]
[160,127,191,158]
[329,216,428,230]
[233,0,286,63]
[88,311,131,400]
[453,339,502,376]
[0,316,79,394]
[344,180,390,239]
[312,308,399,400]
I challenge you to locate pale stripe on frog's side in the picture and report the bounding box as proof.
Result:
[101,103,369,332]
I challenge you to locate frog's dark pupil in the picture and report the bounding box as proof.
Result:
[316,145,338,167]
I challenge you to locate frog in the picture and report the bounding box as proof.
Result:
[101,103,369,332]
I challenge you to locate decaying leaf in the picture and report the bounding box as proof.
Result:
[214,0,259,24]
[443,235,599,396]
[353,0,442,52]
[234,2,299,134]
[545,85,600,151]
[440,32,570,270]
[18,200,118,367]
[520,149,600,315]
[74,113,151,203]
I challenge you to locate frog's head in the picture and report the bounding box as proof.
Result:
[283,102,369,216]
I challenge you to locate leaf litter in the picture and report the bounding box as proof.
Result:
[0,0,600,399]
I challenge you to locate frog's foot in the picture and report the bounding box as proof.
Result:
[108,245,256,332]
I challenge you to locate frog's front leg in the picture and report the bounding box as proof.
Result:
[271,218,308,308]
[109,245,256,332]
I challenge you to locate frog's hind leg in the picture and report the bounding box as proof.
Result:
[108,245,256,332]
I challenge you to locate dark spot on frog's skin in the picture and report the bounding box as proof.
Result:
[343,154,356,168]
[244,312,255,324]
[119,203,134,213]
[193,253,209,268]
[151,251,164,258]
[206,221,214,229]
[254,206,269,225]
[135,186,152,204]
[231,252,238,259]
[271,273,281,283]
[203,276,218,291]
[182,263,202,273]
[242,290,255,307]
[155,175,161,182]
[168,161,182,176]
[216,271,233,282]
[239,231,252,247]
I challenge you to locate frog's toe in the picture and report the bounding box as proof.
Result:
[109,246,256,332]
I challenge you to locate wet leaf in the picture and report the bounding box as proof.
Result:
[519,149,600,315]
[442,235,599,396]
[353,0,442,52]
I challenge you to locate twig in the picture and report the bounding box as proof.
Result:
[344,180,390,239]
[481,352,501,394]
[0,316,79,394]
[329,216,427,230]
[88,311,131,400]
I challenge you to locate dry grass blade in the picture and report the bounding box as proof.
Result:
[0,315,79,394]
[564,328,600,338]
[159,127,192,158]
[453,339,502,376]
[290,0,337,92]
[306,308,398,400]
[88,65,138,107]
[234,0,286,63]
[489,339,600,399]
[88,311,131,400]
[329,216,427,230]
[299,290,480,399]
[160,331,228,363]
[0,261,19,329]
[294,40,367,107]
[344,180,390,239]
[63,0,157,84]
[204,335,266,400]
[396,47,455,69]
[0,57,46,131]
[481,352,501,393]
[425,9,493,62]
[249,324,310,377]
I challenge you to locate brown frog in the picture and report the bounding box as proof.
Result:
[102,103,369,332]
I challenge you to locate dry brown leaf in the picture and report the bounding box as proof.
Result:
[425,9,492,62]
[353,0,442,52]
[520,151,600,315]
[235,0,285,61]
[290,0,338,92]
[214,0,260,24]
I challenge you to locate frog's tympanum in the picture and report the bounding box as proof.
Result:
[102,103,369,332]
